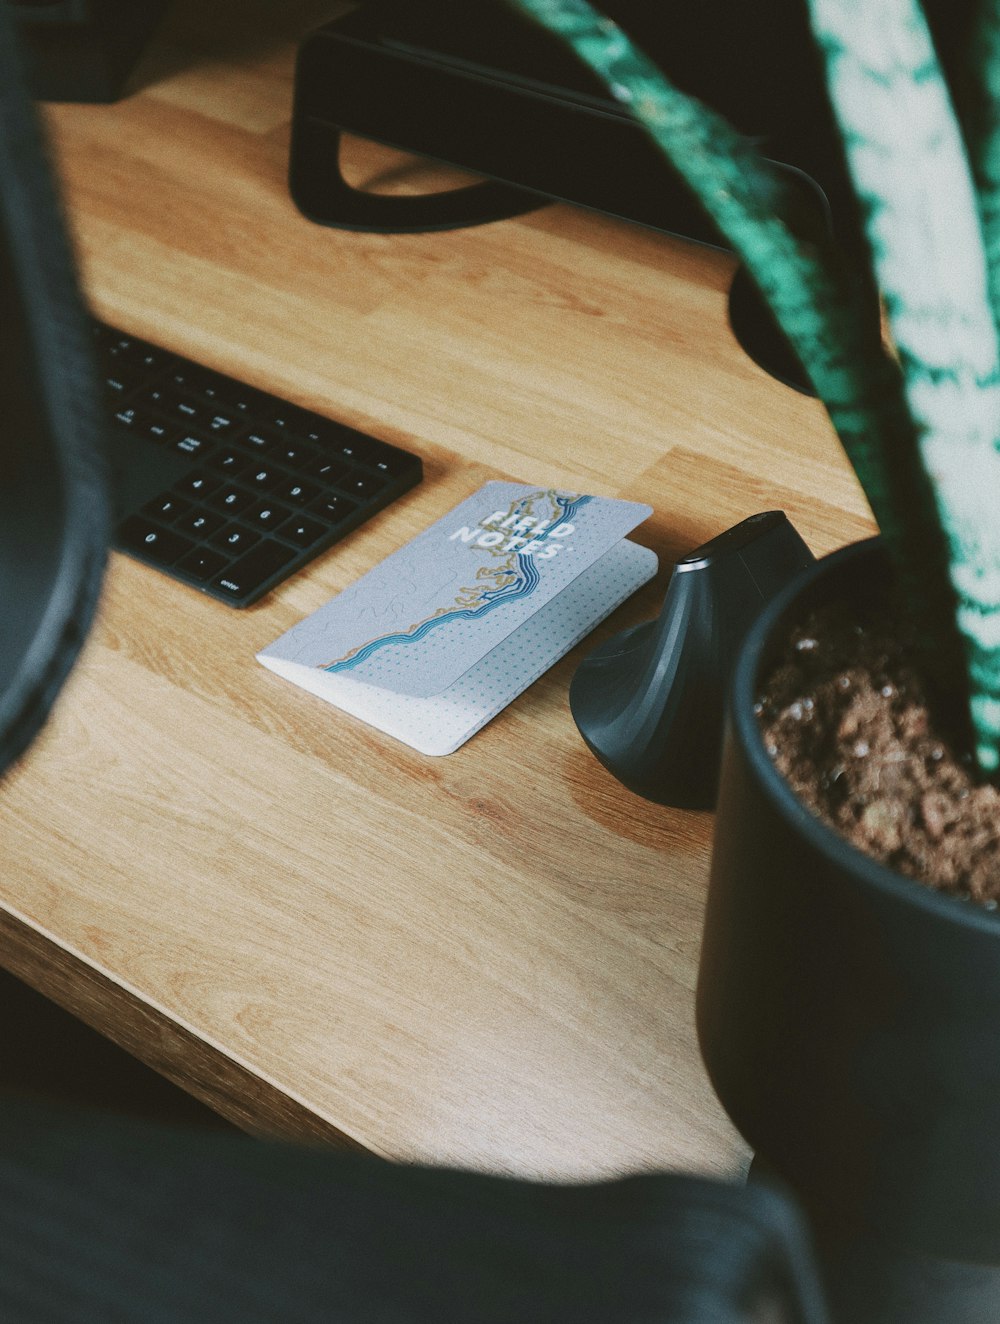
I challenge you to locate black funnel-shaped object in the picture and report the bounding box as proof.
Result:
[570,512,815,810]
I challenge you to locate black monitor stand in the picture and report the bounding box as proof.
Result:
[289,1,838,394]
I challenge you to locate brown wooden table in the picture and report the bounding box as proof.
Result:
[1,0,876,1180]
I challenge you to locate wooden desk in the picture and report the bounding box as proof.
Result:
[1,0,875,1179]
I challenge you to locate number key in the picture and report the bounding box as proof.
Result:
[208,486,255,516]
[117,517,194,566]
[177,509,226,539]
[209,523,261,555]
[176,472,220,499]
[246,500,293,531]
[245,465,282,492]
[279,478,320,506]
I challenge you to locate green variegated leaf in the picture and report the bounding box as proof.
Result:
[507,0,901,533]
[809,0,1000,769]
[508,0,973,762]
[948,0,1000,345]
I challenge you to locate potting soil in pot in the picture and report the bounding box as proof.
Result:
[756,599,1000,906]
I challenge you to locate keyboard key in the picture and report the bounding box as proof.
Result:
[279,515,326,548]
[299,418,354,449]
[245,499,294,530]
[207,411,239,435]
[212,383,268,414]
[273,439,317,468]
[209,523,261,554]
[117,518,194,566]
[337,471,388,501]
[132,344,174,373]
[143,417,179,445]
[176,472,220,499]
[256,400,306,431]
[207,449,250,477]
[109,336,173,373]
[278,478,320,506]
[244,464,283,493]
[305,455,350,484]
[212,540,297,601]
[105,370,139,397]
[174,431,212,458]
[177,509,226,539]
[237,428,280,455]
[167,364,215,396]
[208,486,255,516]
[142,494,191,523]
[332,432,383,468]
[138,385,171,411]
[308,492,359,525]
[176,546,229,582]
[371,446,420,480]
[171,394,204,423]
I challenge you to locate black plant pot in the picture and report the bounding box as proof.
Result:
[697,538,1000,1323]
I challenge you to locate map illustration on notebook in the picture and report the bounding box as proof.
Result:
[257,482,657,754]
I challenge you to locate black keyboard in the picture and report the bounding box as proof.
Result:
[94,321,422,607]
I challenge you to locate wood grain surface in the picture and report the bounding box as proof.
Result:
[1,0,876,1179]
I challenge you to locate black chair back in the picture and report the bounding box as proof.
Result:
[0,0,108,775]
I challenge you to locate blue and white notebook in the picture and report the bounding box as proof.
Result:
[257,481,657,755]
